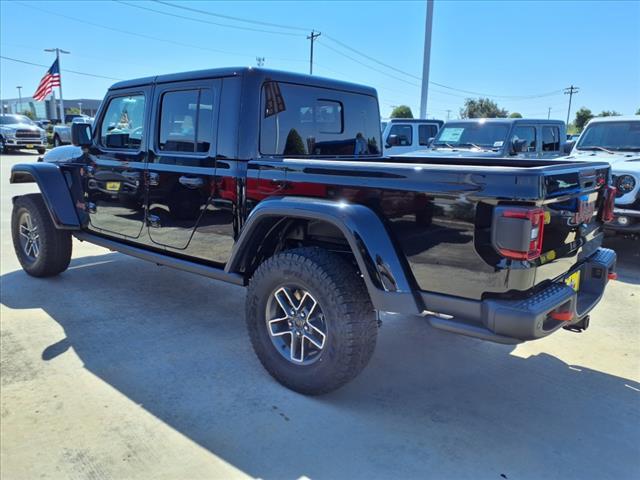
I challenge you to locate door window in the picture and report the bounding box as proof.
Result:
[99,95,146,149]
[388,124,412,146]
[542,126,560,151]
[511,126,537,152]
[158,88,214,154]
[418,124,438,145]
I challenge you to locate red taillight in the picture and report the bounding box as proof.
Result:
[601,185,616,223]
[495,207,545,261]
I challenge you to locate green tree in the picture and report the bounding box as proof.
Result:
[597,110,621,117]
[390,105,414,118]
[508,112,522,118]
[20,110,35,120]
[460,98,508,119]
[67,107,81,115]
[574,107,593,131]
[636,107,640,115]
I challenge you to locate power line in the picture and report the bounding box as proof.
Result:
[152,0,310,32]
[0,55,123,80]
[14,1,303,64]
[115,0,302,37]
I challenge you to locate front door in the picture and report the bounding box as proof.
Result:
[509,124,538,158]
[145,79,221,259]
[85,89,150,239]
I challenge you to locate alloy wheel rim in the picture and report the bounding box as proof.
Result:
[265,286,327,365]
[18,212,40,261]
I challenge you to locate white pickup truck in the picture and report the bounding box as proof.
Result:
[53,116,94,147]
[566,115,640,235]
[382,118,443,155]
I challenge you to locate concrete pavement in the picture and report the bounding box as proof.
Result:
[1,151,639,479]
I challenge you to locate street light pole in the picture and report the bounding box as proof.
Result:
[44,48,70,122]
[420,0,434,119]
[78,102,82,115]
[16,86,22,114]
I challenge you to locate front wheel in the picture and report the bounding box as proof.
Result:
[37,147,46,154]
[246,247,378,395]
[11,194,72,277]
[53,134,62,147]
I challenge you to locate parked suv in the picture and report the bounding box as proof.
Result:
[10,68,616,394]
[382,118,443,155]
[0,114,47,154]
[419,118,571,159]
[566,116,640,235]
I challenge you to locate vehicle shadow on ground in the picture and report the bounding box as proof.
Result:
[1,253,639,479]
[603,236,640,285]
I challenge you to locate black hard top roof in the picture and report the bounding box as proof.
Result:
[109,67,378,97]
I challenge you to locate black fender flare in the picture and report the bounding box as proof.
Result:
[10,163,80,229]
[226,196,422,314]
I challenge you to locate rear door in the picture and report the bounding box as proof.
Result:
[145,79,221,256]
[540,124,562,158]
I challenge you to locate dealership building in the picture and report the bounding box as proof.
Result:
[1,97,102,120]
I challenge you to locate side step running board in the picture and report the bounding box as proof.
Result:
[73,232,246,286]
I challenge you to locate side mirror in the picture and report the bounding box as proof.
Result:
[510,139,527,154]
[427,137,435,147]
[71,122,92,147]
[563,140,575,154]
[386,134,399,148]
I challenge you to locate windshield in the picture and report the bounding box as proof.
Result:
[577,121,640,151]
[432,123,509,149]
[0,114,35,126]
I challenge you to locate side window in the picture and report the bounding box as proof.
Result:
[511,126,536,152]
[418,124,438,145]
[388,124,412,146]
[159,89,214,153]
[542,126,560,151]
[100,95,145,149]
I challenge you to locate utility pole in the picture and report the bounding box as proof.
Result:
[256,57,265,67]
[78,102,82,115]
[564,85,579,125]
[420,0,434,119]
[44,48,70,122]
[16,86,22,113]
[307,30,321,75]
[446,109,451,121]
[547,107,551,119]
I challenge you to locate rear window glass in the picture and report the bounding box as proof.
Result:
[260,82,380,157]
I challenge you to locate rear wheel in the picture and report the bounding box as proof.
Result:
[246,247,377,395]
[53,134,62,147]
[37,147,46,154]
[11,194,72,277]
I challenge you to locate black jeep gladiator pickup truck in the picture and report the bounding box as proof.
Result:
[11,67,617,394]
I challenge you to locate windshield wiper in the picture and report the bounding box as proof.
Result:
[578,146,615,154]
[434,142,456,148]
[457,142,485,150]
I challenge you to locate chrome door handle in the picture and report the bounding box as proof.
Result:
[179,176,204,188]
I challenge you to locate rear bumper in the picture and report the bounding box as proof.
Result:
[422,247,617,344]
[605,207,640,234]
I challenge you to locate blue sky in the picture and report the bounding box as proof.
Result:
[1,0,639,120]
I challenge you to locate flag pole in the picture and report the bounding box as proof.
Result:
[44,48,69,122]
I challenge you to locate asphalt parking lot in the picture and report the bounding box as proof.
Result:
[1,150,639,480]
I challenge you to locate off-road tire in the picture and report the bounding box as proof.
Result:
[11,194,72,277]
[246,247,377,395]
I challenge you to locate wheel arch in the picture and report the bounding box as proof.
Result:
[10,163,80,230]
[226,196,422,314]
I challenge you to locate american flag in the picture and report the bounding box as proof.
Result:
[32,59,61,101]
